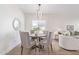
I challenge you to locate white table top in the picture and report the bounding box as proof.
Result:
[29,34,46,37]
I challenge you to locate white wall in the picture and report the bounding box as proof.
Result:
[25,14,33,32]
[25,13,79,33]
[44,14,79,32]
[0,5,25,54]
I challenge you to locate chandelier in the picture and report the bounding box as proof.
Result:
[36,4,42,34]
[36,4,42,20]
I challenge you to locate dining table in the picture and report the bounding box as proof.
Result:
[29,33,47,51]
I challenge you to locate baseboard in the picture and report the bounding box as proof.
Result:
[0,41,21,55]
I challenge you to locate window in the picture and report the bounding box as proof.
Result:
[32,20,46,34]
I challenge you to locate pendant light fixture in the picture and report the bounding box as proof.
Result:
[36,4,42,34]
[37,4,42,20]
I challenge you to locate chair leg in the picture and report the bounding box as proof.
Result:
[50,44,53,52]
[21,45,23,55]
[48,46,50,54]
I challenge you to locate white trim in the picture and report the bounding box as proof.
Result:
[0,41,21,55]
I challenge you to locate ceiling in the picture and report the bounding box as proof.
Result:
[17,4,79,15]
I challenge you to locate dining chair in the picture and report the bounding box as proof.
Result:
[40,32,52,53]
[40,31,48,40]
[47,32,53,52]
[19,31,34,55]
[43,31,48,35]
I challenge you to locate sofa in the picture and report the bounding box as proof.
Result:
[59,35,79,50]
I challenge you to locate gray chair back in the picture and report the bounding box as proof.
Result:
[19,31,31,48]
[43,31,48,35]
[47,32,52,45]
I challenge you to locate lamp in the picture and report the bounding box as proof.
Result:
[36,4,42,34]
[36,4,42,20]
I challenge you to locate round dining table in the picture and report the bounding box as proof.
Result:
[29,33,47,51]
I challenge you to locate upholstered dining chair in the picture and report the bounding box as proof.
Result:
[47,32,53,52]
[40,31,48,40]
[40,32,52,53]
[19,31,34,55]
[43,31,48,35]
